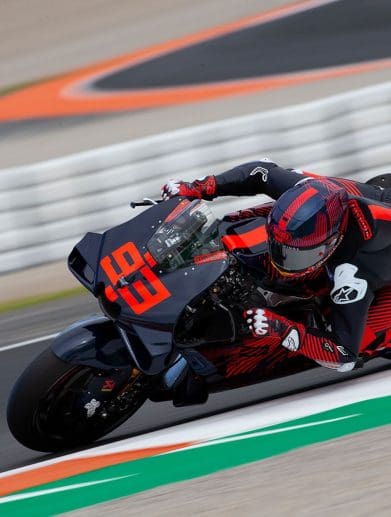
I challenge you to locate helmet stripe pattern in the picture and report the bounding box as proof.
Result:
[279,187,318,231]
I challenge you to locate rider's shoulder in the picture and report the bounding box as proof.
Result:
[329,263,369,306]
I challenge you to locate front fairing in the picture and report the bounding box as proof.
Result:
[68,198,229,374]
[69,198,229,332]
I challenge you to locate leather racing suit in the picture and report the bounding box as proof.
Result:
[164,160,391,371]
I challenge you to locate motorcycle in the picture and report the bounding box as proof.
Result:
[7,188,391,452]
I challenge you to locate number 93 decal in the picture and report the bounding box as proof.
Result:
[100,242,171,315]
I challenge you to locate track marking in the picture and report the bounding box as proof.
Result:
[0,373,390,499]
[0,474,137,504]
[178,413,360,451]
[0,442,195,497]
[0,0,346,121]
[0,333,57,353]
[0,414,359,503]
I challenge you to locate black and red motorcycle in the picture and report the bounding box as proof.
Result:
[7,194,391,452]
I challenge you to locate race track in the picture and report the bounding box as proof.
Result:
[0,295,389,473]
[96,0,391,90]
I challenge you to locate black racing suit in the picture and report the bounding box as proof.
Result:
[213,160,391,371]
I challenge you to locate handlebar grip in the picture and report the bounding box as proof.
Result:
[130,198,162,208]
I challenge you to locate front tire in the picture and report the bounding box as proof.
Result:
[7,348,147,452]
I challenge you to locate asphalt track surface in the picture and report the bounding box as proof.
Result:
[0,294,389,473]
[96,0,391,90]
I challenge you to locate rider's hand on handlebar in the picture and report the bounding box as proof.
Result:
[161,176,217,201]
[245,308,269,336]
[244,308,303,352]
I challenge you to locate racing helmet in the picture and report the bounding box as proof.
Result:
[266,179,348,276]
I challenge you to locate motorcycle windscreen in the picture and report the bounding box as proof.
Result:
[147,199,225,271]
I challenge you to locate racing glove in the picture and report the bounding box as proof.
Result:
[244,308,357,371]
[245,308,303,352]
[161,176,217,200]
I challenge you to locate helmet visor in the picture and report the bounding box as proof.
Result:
[269,234,338,273]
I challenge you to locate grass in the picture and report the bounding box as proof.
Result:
[0,286,87,314]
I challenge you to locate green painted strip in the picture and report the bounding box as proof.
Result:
[2,396,391,516]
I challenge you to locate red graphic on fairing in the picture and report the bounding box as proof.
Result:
[222,225,267,252]
[100,241,171,315]
[101,379,116,392]
[164,199,191,222]
[193,250,227,265]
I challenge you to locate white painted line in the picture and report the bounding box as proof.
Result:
[180,414,360,452]
[0,333,58,353]
[0,474,137,504]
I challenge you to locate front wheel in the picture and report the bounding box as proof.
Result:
[7,348,148,452]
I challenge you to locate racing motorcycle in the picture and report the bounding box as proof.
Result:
[7,189,391,452]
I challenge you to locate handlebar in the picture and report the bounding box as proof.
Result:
[130,198,163,208]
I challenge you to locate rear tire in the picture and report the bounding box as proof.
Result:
[7,348,146,452]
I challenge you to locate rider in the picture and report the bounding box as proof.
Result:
[162,160,391,372]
